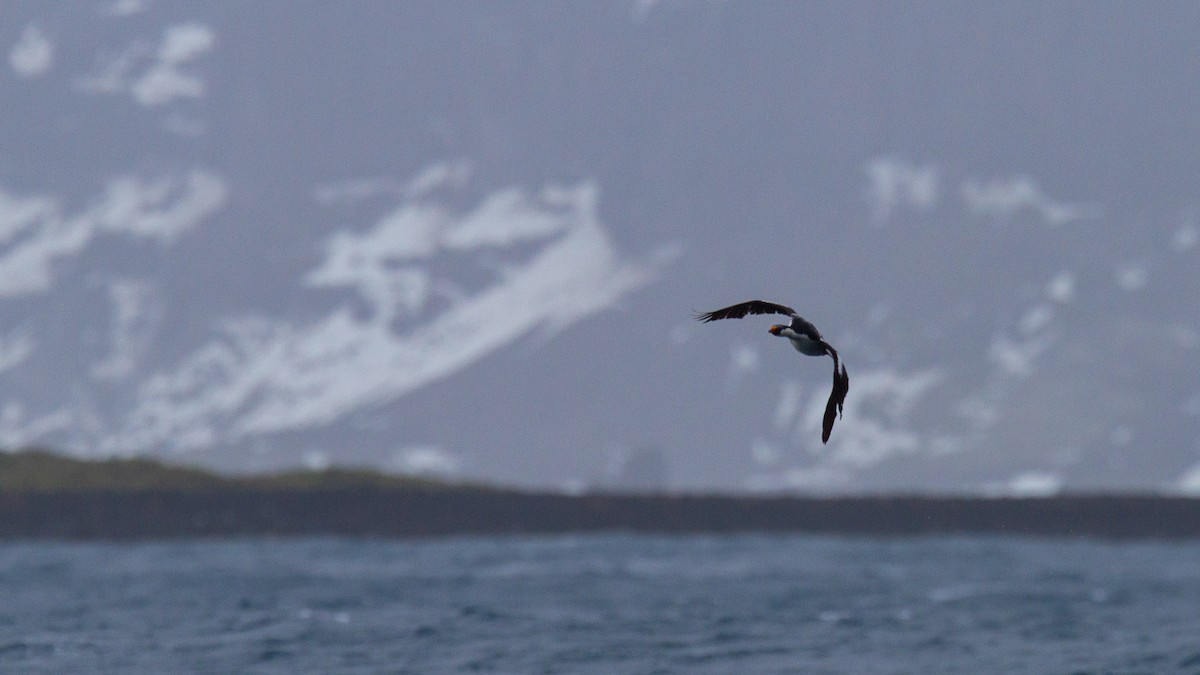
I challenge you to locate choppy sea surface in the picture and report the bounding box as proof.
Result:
[1,534,1199,674]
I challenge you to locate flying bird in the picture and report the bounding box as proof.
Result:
[695,300,849,443]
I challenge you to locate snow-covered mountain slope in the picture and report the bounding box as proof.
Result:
[1,1,1197,493]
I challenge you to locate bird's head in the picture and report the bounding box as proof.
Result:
[768,324,784,336]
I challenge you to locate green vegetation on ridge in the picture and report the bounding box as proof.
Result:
[0,448,470,493]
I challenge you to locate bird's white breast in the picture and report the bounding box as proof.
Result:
[781,329,827,356]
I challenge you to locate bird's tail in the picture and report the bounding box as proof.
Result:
[821,360,850,444]
[824,342,849,417]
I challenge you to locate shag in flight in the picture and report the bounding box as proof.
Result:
[695,300,849,443]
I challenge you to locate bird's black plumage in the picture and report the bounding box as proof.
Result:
[821,363,850,444]
[694,300,797,323]
[695,300,823,341]
[696,299,849,444]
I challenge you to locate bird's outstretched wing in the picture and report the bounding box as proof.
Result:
[821,362,850,444]
[694,300,798,323]
[696,298,848,443]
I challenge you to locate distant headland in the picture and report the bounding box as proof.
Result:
[2,449,1199,540]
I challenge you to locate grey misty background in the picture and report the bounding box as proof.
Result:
[0,1,1197,495]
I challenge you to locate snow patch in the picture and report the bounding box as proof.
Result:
[398,444,463,475]
[77,23,215,107]
[91,280,163,381]
[1173,222,1198,252]
[1003,471,1062,497]
[751,438,782,466]
[863,157,939,225]
[1045,271,1075,303]
[1172,463,1200,496]
[632,0,661,22]
[1115,262,1148,291]
[111,173,666,451]
[726,342,760,383]
[9,24,54,78]
[0,170,227,296]
[102,0,153,16]
[961,176,1099,226]
[773,380,803,433]
[811,367,943,470]
[314,177,401,206]
[988,332,1054,378]
[956,396,1000,431]
[1018,303,1054,336]
[302,450,330,471]
[0,331,34,374]
[0,404,73,449]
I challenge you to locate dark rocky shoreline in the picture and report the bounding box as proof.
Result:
[3,488,1199,540]
[3,450,1198,540]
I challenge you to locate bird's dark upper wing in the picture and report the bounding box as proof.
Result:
[789,315,824,341]
[821,363,849,444]
[694,300,798,323]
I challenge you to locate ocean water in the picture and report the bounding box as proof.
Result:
[1,535,1198,674]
